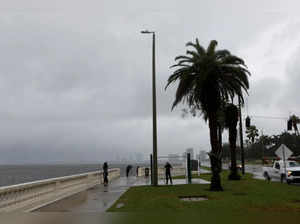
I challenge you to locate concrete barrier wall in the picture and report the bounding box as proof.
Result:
[0,168,120,212]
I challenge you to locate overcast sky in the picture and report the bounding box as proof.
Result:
[0,0,299,164]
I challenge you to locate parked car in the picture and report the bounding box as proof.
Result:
[262,160,300,184]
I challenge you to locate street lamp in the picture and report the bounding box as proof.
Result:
[141,30,158,186]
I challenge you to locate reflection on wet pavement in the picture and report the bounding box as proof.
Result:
[36,176,210,212]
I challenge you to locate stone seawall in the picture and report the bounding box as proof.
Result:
[0,168,120,212]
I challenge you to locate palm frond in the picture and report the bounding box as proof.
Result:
[172,75,195,110]
[174,55,192,61]
[166,38,250,119]
[207,40,218,56]
[215,50,231,59]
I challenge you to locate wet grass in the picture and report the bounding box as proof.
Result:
[199,166,211,170]
[173,173,211,180]
[108,170,300,216]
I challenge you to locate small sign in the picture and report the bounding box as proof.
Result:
[275,144,293,160]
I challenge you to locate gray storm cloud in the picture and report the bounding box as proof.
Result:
[0,0,299,163]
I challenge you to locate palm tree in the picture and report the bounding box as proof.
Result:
[216,102,226,156]
[246,125,259,144]
[224,103,241,180]
[166,39,250,191]
[289,115,300,136]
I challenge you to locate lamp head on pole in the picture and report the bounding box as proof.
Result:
[141,30,155,34]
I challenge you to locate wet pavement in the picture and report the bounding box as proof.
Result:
[244,165,265,180]
[36,173,210,212]
[223,164,282,182]
[204,162,270,181]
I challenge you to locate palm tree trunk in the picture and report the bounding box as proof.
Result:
[218,125,222,152]
[228,126,240,180]
[208,112,223,191]
[218,125,223,170]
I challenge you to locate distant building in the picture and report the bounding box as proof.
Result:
[199,150,208,161]
[186,148,194,160]
[135,152,144,162]
[168,154,180,164]
[114,154,121,163]
[182,152,187,161]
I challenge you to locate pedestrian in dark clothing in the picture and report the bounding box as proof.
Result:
[103,162,108,186]
[126,165,132,177]
[165,162,173,185]
[136,166,140,177]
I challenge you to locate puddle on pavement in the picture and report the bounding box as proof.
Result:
[179,196,208,202]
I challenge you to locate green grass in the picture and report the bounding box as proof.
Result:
[199,165,211,171]
[173,173,211,180]
[174,166,211,179]
[108,170,300,216]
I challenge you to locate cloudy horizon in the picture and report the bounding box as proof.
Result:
[0,0,299,164]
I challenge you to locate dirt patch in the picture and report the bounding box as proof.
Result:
[179,195,208,202]
[116,203,125,208]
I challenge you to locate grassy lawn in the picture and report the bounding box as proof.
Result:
[173,173,211,180]
[199,165,211,170]
[108,170,300,217]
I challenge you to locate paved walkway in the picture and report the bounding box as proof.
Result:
[37,173,210,212]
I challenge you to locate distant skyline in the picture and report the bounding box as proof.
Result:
[0,0,300,163]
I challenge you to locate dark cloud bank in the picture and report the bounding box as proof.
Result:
[0,0,299,163]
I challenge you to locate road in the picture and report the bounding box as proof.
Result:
[201,161,273,181]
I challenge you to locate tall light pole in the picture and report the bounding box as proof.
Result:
[261,129,264,165]
[141,30,158,186]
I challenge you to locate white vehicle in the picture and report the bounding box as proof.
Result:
[262,160,300,184]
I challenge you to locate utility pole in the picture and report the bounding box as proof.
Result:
[261,130,264,165]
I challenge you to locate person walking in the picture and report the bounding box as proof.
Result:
[136,166,140,177]
[126,165,132,177]
[103,162,109,186]
[165,162,173,185]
